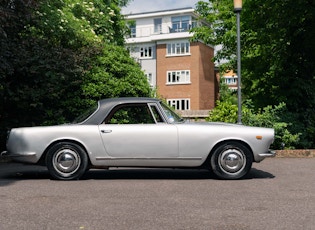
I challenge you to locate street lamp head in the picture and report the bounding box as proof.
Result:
[234,0,242,12]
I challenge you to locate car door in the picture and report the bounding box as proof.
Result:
[98,103,178,159]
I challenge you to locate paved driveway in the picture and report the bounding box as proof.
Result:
[0,158,314,230]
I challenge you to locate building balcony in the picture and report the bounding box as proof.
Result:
[128,22,197,39]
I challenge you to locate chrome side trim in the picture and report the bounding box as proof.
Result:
[95,157,202,161]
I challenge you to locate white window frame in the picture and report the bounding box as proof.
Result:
[171,15,190,32]
[129,24,136,38]
[166,42,190,56]
[145,72,153,86]
[167,99,190,110]
[167,70,190,84]
[224,76,237,85]
[140,46,153,58]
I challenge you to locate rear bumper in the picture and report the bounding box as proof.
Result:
[0,150,38,163]
[1,151,8,157]
[0,151,11,162]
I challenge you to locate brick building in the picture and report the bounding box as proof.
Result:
[125,8,219,112]
[222,70,238,92]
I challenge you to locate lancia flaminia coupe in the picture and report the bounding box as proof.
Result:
[1,97,275,180]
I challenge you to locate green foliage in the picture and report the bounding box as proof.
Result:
[81,44,151,102]
[241,0,315,113]
[207,100,300,149]
[243,102,300,149]
[25,0,128,48]
[2,38,84,126]
[192,0,236,64]
[207,100,238,123]
[217,73,237,104]
[0,0,151,150]
[195,0,315,148]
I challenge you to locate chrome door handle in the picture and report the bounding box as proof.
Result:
[101,130,112,133]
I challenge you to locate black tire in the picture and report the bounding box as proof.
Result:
[45,142,88,180]
[210,141,253,180]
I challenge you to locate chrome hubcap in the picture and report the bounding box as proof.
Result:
[219,148,246,174]
[53,149,81,176]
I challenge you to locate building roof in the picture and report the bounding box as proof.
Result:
[124,7,197,19]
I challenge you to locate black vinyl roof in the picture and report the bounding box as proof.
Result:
[83,97,161,125]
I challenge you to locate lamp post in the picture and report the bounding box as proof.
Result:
[234,0,242,124]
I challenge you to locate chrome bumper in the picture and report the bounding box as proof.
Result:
[0,151,11,162]
[1,150,38,163]
[258,150,276,158]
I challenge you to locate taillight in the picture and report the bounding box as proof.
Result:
[6,130,11,141]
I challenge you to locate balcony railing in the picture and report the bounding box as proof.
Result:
[128,21,197,38]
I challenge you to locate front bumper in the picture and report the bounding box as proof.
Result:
[258,150,276,158]
[255,149,276,162]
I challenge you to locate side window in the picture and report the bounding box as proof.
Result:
[106,104,155,124]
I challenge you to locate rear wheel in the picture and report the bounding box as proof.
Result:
[210,142,253,180]
[45,142,88,180]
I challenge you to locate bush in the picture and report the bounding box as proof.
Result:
[206,100,300,149]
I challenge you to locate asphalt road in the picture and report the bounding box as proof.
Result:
[0,158,314,230]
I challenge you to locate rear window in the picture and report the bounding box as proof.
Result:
[72,103,98,124]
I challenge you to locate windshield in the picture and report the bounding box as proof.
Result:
[161,102,185,123]
[72,102,98,124]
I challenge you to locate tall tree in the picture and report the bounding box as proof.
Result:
[0,0,151,150]
[193,0,315,148]
[242,0,315,147]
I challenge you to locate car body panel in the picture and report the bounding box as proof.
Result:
[176,122,274,162]
[5,125,106,164]
[99,124,178,158]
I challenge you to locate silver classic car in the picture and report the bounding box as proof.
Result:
[1,97,275,180]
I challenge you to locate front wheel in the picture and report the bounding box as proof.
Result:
[45,142,88,180]
[210,142,253,180]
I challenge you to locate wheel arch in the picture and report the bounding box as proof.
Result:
[204,139,254,166]
[38,139,92,166]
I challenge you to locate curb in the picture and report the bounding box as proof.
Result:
[275,149,315,158]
